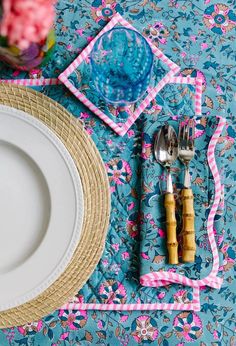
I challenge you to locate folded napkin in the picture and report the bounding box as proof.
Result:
[139,115,226,290]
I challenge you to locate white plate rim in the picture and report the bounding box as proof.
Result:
[0,105,84,311]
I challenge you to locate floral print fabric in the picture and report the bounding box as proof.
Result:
[0,0,235,345]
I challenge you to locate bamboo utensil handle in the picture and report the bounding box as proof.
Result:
[181,188,196,263]
[164,193,178,265]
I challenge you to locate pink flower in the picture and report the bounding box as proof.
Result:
[59,309,87,330]
[190,35,197,42]
[120,315,129,322]
[67,44,73,51]
[141,252,150,260]
[174,312,203,342]
[131,315,158,343]
[12,70,20,77]
[150,219,155,225]
[102,259,109,267]
[85,127,93,135]
[127,130,135,137]
[158,228,165,238]
[99,280,127,304]
[181,52,187,58]
[158,292,165,299]
[106,159,132,185]
[106,139,113,145]
[112,243,119,251]
[128,202,135,210]
[18,321,43,335]
[97,320,103,329]
[0,0,55,50]
[213,330,219,340]
[80,112,90,119]
[121,252,130,260]
[76,28,84,36]
[146,213,152,219]
[87,36,94,43]
[216,85,223,94]
[168,268,176,272]
[201,42,208,50]
[60,332,69,340]
[110,186,116,193]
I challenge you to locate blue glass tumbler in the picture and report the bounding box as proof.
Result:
[90,27,154,106]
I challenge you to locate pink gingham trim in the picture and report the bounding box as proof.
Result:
[59,13,180,136]
[0,78,60,86]
[168,76,202,115]
[61,286,201,311]
[140,116,226,290]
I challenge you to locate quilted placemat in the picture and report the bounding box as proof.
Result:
[0,72,227,313]
[58,13,180,136]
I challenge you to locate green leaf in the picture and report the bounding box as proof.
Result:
[100,294,108,299]
[76,315,86,320]
[174,326,183,332]
[48,329,53,340]
[117,161,123,170]
[44,315,54,322]
[178,317,184,325]
[192,326,200,331]
[187,313,193,324]
[160,326,168,333]
[60,316,67,321]
[112,282,118,292]
[163,340,169,346]
[189,333,198,340]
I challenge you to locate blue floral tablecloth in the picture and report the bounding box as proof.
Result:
[0,0,235,345]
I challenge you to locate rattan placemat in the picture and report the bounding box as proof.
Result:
[0,83,110,328]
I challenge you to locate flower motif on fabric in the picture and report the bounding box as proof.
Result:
[203,4,236,35]
[173,290,193,304]
[131,315,158,343]
[127,212,139,238]
[91,0,123,26]
[18,321,43,336]
[142,22,169,46]
[106,159,132,185]
[173,312,203,341]
[99,279,127,303]
[141,133,152,160]
[58,309,87,329]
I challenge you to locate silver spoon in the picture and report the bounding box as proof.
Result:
[154,124,178,264]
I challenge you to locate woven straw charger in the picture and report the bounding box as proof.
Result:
[0,83,110,328]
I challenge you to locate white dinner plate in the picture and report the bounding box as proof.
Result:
[0,105,84,311]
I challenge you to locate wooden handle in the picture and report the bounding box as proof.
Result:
[164,193,178,265]
[181,188,196,263]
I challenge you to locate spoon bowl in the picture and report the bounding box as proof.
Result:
[154,124,178,170]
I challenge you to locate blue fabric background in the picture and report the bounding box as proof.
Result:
[0,0,235,345]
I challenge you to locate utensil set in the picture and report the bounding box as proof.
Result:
[154,118,196,265]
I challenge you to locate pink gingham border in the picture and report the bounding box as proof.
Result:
[59,13,180,136]
[168,75,202,115]
[61,286,201,311]
[0,78,60,86]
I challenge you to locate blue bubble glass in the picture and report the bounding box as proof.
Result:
[90,27,154,106]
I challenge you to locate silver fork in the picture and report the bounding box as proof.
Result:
[178,118,196,263]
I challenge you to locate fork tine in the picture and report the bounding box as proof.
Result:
[178,120,184,142]
[191,119,195,142]
[186,122,190,142]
